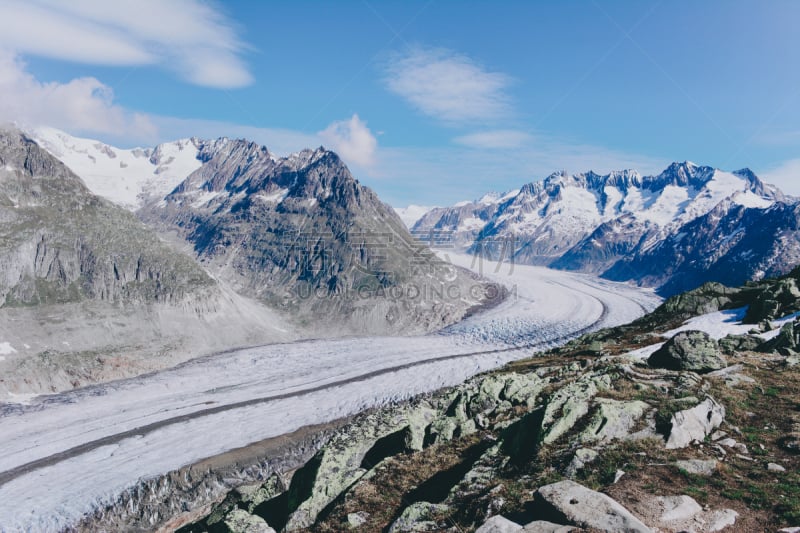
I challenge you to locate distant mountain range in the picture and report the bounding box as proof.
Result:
[402,162,798,295]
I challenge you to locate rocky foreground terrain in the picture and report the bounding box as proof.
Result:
[173,268,800,532]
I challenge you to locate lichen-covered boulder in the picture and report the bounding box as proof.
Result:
[648,331,725,373]
[532,480,652,532]
[759,320,800,355]
[222,509,276,533]
[577,399,651,444]
[541,372,612,445]
[475,515,523,532]
[718,333,762,355]
[284,410,410,530]
[388,501,450,532]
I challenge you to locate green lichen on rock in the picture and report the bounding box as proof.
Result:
[648,331,726,373]
[541,372,613,445]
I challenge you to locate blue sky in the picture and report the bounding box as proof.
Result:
[0,0,799,205]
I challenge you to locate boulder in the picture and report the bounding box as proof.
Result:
[475,515,523,532]
[532,480,652,532]
[541,372,612,445]
[234,473,287,513]
[768,462,787,473]
[564,448,599,477]
[284,410,409,530]
[577,399,651,444]
[648,331,725,373]
[657,495,702,522]
[666,397,725,449]
[347,511,370,528]
[522,521,575,532]
[705,509,738,531]
[674,459,718,476]
[388,502,449,532]
[718,333,762,354]
[222,509,276,533]
[759,321,800,355]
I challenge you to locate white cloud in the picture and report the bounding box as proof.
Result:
[0,51,156,141]
[318,114,378,167]
[0,0,252,88]
[453,130,534,149]
[762,158,800,196]
[384,47,511,124]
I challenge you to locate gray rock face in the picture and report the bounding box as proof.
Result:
[666,397,726,449]
[521,521,575,532]
[475,515,523,532]
[221,509,276,533]
[674,459,718,476]
[759,320,800,355]
[532,480,652,532]
[648,331,726,373]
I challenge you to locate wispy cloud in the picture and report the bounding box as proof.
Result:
[0,51,157,141]
[762,158,800,196]
[318,114,378,167]
[0,0,252,88]
[384,47,511,124]
[453,130,533,149]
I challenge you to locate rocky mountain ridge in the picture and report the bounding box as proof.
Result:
[408,162,794,295]
[138,137,484,336]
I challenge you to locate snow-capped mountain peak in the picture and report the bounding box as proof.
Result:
[413,162,784,274]
[30,127,203,211]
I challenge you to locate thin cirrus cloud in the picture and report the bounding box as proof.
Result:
[763,158,800,196]
[0,0,253,89]
[384,47,512,124]
[453,130,534,149]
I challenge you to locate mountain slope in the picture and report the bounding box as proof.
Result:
[604,200,800,295]
[0,128,292,396]
[139,139,485,335]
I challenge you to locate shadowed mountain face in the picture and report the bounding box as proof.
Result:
[604,201,800,295]
[139,139,485,335]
